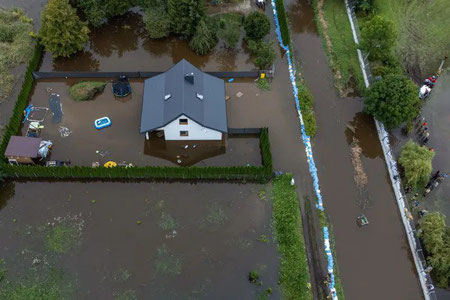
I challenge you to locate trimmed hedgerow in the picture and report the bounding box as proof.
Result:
[0,43,43,161]
[275,0,290,46]
[272,174,312,300]
[2,129,273,182]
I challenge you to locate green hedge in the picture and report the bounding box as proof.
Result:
[2,129,273,181]
[275,0,290,46]
[272,174,312,300]
[0,44,43,161]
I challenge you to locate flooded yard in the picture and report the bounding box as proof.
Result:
[0,181,279,299]
[21,79,262,167]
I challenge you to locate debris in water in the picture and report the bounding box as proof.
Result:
[177,159,182,164]
[184,145,188,149]
[236,92,243,98]
[91,200,96,204]
[290,178,295,185]
[226,95,231,100]
[350,137,368,189]
[193,144,197,148]
[58,126,72,137]
[137,220,142,225]
[228,78,234,82]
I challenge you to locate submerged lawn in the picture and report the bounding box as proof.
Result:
[272,175,312,300]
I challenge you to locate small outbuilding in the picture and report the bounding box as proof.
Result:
[5,136,42,164]
[140,59,228,141]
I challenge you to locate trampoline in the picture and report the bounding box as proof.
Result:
[112,75,131,97]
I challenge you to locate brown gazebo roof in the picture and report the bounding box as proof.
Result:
[5,136,42,158]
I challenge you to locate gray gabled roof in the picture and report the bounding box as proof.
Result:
[140,59,227,134]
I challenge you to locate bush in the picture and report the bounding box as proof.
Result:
[418,212,450,288]
[168,0,205,37]
[144,8,171,39]
[364,74,418,128]
[297,83,317,138]
[360,15,397,61]
[244,11,270,41]
[69,81,106,101]
[272,174,312,300]
[39,0,89,58]
[352,0,375,15]
[247,39,276,69]
[189,18,217,55]
[218,16,241,49]
[399,140,434,188]
[274,0,290,45]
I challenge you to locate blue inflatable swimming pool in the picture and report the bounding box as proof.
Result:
[94,117,111,129]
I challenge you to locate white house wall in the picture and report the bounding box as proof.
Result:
[158,115,222,140]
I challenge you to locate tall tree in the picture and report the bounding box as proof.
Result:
[39,0,89,58]
[189,18,217,55]
[168,0,204,37]
[398,140,434,188]
[360,15,397,61]
[364,73,418,128]
[244,11,270,41]
[418,212,450,288]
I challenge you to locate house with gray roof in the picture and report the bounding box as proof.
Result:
[140,59,227,141]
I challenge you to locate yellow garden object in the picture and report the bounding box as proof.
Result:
[104,161,117,168]
[260,73,266,79]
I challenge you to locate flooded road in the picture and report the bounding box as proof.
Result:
[286,0,422,299]
[0,181,279,299]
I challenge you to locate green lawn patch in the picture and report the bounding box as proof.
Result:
[68,81,106,101]
[272,174,312,300]
[313,0,365,95]
[373,0,450,77]
[0,8,34,101]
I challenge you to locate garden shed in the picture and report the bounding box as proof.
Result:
[5,136,42,164]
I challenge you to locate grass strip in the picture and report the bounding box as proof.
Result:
[312,0,365,95]
[272,174,312,300]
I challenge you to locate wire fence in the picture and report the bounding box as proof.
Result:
[344,1,437,299]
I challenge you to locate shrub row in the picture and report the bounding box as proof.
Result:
[0,43,42,162]
[2,128,273,181]
[272,174,312,300]
[274,0,290,46]
[297,82,317,138]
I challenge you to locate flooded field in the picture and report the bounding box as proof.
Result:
[286,0,423,299]
[39,11,255,73]
[0,181,279,299]
[21,80,261,167]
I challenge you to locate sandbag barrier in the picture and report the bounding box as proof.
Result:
[270,1,338,299]
[343,1,435,299]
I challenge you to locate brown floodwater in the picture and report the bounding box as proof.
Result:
[0,181,279,299]
[286,0,423,299]
[21,79,262,167]
[39,11,255,73]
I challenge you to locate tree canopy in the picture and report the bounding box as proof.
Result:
[364,74,418,128]
[244,11,270,41]
[418,212,450,288]
[39,0,89,58]
[75,0,135,27]
[360,15,397,61]
[189,18,217,55]
[144,7,171,39]
[398,140,434,188]
[168,0,205,37]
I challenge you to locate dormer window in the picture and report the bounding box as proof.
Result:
[196,93,204,101]
[164,94,171,100]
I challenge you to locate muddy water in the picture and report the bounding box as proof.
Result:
[0,181,279,299]
[286,0,422,299]
[23,79,261,167]
[40,12,254,72]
